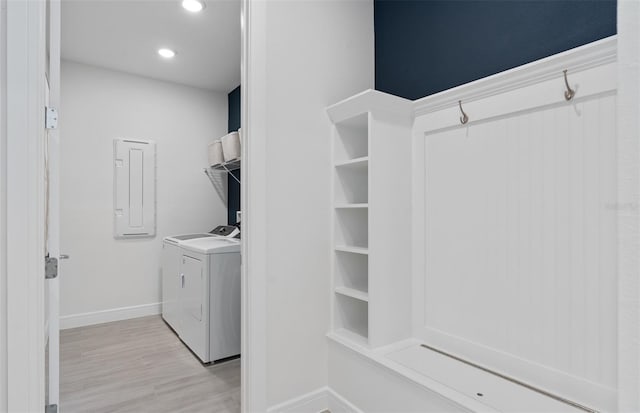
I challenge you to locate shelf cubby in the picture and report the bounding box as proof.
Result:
[334,166,368,205]
[334,113,368,163]
[335,250,368,294]
[334,294,369,341]
[334,208,368,249]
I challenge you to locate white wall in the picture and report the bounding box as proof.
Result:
[0,0,7,409]
[245,0,374,408]
[59,61,228,325]
[617,1,640,410]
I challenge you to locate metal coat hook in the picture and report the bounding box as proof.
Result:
[458,100,469,125]
[563,69,575,101]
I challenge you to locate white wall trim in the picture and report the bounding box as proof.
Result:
[60,302,161,330]
[421,326,616,410]
[414,62,616,135]
[266,387,329,413]
[0,0,8,409]
[266,387,361,413]
[413,35,616,117]
[326,388,363,413]
[6,0,47,411]
[240,0,268,411]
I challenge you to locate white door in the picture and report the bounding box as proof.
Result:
[45,0,62,410]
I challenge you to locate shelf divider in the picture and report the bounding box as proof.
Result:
[329,328,369,348]
[335,203,368,209]
[335,286,369,302]
[335,245,369,255]
[335,156,368,169]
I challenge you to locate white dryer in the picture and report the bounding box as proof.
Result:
[162,233,241,363]
[161,233,213,332]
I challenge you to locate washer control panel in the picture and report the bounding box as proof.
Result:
[210,225,240,238]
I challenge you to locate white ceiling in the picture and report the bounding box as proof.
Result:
[61,0,241,93]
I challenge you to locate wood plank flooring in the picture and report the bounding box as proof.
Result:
[60,315,240,413]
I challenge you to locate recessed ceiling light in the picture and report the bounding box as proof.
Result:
[158,48,176,59]
[182,0,205,13]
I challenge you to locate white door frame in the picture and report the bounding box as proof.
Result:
[6,0,47,411]
[0,0,7,410]
[240,0,268,411]
[46,0,62,407]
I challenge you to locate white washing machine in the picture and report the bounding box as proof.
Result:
[162,229,241,363]
[164,233,214,244]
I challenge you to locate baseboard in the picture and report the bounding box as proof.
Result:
[267,387,360,413]
[327,388,362,413]
[60,302,161,330]
[267,387,329,413]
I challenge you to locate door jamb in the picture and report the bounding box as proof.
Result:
[6,0,47,411]
[240,0,268,411]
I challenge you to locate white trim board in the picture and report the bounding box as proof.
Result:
[412,36,616,117]
[6,0,47,411]
[266,387,361,413]
[60,302,161,330]
[327,389,363,413]
[240,0,268,411]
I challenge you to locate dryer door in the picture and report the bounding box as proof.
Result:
[179,254,207,361]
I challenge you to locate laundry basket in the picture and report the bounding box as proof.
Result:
[221,131,241,162]
[208,140,224,166]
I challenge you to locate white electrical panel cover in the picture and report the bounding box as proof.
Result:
[113,138,157,238]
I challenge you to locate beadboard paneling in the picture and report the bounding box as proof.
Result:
[417,92,617,410]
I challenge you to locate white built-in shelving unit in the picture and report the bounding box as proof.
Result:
[327,90,413,349]
[325,40,619,413]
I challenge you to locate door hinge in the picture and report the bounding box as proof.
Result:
[45,404,58,413]
[45,255,58,280]
[45,106,58,129]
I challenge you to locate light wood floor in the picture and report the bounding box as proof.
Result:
[60,315,240,413]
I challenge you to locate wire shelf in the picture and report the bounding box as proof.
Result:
[204,159,241,185]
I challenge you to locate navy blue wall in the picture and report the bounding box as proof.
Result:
[374,0,617,100]
[227,85,241,225]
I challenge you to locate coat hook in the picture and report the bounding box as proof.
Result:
[563,69,575,101]
[458,100,469,125]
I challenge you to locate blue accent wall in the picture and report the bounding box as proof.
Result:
[227,85,241,225]
[374,0,617,100]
